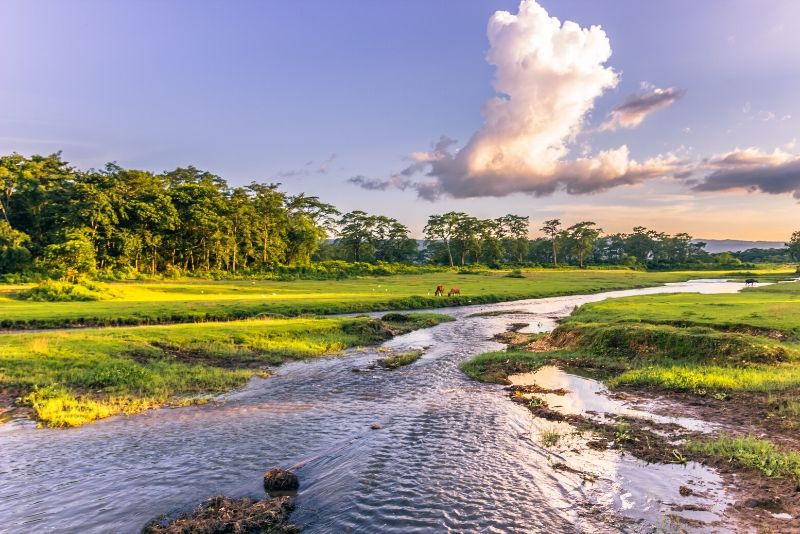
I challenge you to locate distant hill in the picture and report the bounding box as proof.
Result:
[695,239,787,253]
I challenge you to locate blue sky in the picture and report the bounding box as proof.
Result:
[2,0,799,239]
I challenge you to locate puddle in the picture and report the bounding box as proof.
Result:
[509,366,735,531]
[510,366,715,433]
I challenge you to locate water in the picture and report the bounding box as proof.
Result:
[0,280,752,533]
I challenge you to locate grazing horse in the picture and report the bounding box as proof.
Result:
[448,287,461,297]
[434,284,445,296]
[745,278,757,287]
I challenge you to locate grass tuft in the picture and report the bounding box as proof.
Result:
[687,435,800,480]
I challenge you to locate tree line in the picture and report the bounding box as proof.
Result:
[1,152,796,279]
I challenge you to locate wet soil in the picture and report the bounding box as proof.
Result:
[506,366,800,532]
[622,387,800,531]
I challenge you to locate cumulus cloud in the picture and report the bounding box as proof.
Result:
[351,0,684,200]
[693,147,800,198]
[600,84,684,131]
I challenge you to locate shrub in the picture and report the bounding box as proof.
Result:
[17,280,115,302]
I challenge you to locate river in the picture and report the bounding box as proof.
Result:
[0,279,754,533]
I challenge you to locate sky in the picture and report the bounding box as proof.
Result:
[2,0,800,240]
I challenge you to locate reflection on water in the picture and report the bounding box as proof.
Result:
[0,280,751,533]
[510,367,714,432]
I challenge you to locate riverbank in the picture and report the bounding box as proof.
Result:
[463,281,800,530]
[0,312,451,428]
[0,268,791,329]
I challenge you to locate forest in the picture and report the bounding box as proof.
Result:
[1,152,797,280]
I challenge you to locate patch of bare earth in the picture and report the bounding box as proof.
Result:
[617,388,800,531]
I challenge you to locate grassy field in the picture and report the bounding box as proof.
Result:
[0,268,792,329]
[553,281,800,392]
[0,312,450,427]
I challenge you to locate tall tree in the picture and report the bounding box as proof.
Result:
[498,214,530,262]
[787,231,800,263]
[540,219,562,266]
[564,221,602,268]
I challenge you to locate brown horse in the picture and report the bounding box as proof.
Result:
[434,284,445,296]
[448,287,461,297]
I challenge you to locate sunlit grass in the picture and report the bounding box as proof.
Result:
[1,268,791,329]
[377,350,423,369]
[609,363,800,393]
[1,313,450,427]
[688,435,800,480]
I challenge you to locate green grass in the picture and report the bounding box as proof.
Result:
[1,268,791,329]
[377,350,424,369]
[536,281,800,394]
[541,429,562,448]
[461,350,549,383]
[688,435,800,480]
[0,312,450,427]
[564,279,800,339]
[609,364,800,392]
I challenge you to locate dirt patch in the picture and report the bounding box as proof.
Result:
[491,330,535,346]
[524,336,560,353]
[130,342,273,371]
[505,384,568,396]
[625,388,800,451]
[142,495,297,534]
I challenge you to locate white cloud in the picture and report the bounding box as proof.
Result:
[351,0,684,200]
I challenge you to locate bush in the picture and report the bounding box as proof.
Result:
[17,280,115,302]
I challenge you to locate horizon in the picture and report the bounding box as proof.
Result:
[2,0,800,240]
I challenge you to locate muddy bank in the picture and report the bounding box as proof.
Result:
[493,362,800,532]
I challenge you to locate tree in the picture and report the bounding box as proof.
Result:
[564,221,602,268]
[498,214,529,262]
[336,210,376,262]
[424,212,467,267]
[540,219,562,266]
[41,229,97,281]
[0,220,31,273]
[787,231,800,263]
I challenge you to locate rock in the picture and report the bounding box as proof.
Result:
[679,485,693,497]
[370,422,382,430]
[263,468,299,495]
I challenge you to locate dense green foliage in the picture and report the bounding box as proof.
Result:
[1,152,791,280]
[0,153,338,277]
[17,280,115,302]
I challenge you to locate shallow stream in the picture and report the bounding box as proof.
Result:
[0,280,755,533]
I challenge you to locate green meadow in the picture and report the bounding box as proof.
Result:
[466,280,800,393]
[557,281,800,392]
[1,267,794,428]
[0,268,790,329]
[0,312,450,428]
